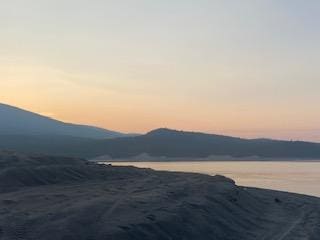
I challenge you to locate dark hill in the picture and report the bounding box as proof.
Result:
[1,104,320,160]
[0,103,126,139]
[82,128,320,159]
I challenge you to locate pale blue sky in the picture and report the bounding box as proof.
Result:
[1,1,320,141]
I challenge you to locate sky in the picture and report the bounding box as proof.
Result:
[1,0,320,141]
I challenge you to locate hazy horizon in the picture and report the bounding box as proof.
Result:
[1,101,320,143]
[1,1,320,141]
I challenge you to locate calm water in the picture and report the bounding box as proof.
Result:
[107,161,320,197]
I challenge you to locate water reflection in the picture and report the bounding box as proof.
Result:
[106,161,320,197]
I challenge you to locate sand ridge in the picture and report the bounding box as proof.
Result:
[0,151,320,239]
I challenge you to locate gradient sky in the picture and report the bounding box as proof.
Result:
[1,0,320,141]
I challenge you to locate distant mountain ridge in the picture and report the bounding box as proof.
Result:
[1,103,320,160]
[3,128,319,160]
[84,128,320,160]
[0,103,127,139]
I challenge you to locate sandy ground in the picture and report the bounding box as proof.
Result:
[0,151,320,240]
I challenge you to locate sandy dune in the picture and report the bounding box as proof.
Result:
[0,151,319,240]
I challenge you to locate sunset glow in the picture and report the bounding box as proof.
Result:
[1,1,320,141]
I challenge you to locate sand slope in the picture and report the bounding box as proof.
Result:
[0,151,319,240]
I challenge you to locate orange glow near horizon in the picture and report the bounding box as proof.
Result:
[1,1,320,142]
[1,91,320,142]
[0,62,319,141]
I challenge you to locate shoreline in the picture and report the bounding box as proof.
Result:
[1,151,320,239]
[98,159,320,163]
[102,160,320,198]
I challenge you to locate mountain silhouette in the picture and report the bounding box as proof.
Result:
[80,128,320,159]
[1,104,320,160]
[0,103,125,139]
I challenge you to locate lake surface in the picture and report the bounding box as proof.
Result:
[106,161,320,197]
